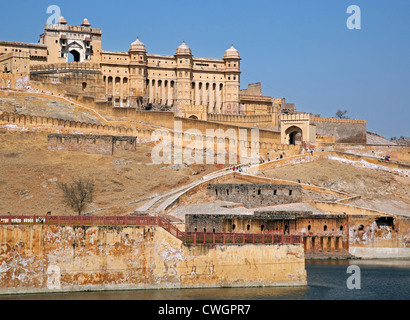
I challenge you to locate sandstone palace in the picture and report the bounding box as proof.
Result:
[0,16,368,145]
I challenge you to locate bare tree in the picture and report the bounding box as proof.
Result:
[58,177,95,215]
[335,110,349,119]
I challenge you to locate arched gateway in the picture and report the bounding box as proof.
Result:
[280,114,316,145]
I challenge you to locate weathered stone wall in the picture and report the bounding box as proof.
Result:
[29,63,105,101]
[207,183,302,208]
[47,134,136,155]
[311,118,367,144]
[186,211,347,236]
[0,225,306,294]
[348,215,410,259]
[0,72,30,90]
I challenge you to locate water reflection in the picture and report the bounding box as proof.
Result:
[1,259,409,300]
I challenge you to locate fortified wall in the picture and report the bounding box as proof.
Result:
[207,113,278,130]
[311,117,367,144]
[29,63,105,102]
[0,111,301,160]
[0,224,306,294]
[47,134,136,155]
[207,183,302,208]
[0,72,30,90]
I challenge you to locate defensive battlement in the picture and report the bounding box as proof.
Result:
[44,24,102,35]
[311,117,367,124]
[30,62,101,72]
[47,133,136,155]
[207,113,273,123]
[239,94,273,102]
[280,113,311,121]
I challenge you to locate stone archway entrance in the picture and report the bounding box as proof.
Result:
[69,50,80,62]
[286,126,303,145]
[280,114,316,145]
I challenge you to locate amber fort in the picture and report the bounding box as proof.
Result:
[0,16,409,295]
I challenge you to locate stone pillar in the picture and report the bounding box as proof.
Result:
[105,76,108,99]
[112,80,115,106]
[215,84,221,113]
[152,80,158,103]
[203,83,209,110]
[148,79,152,103]
[120,78,123,107]
[209,84,215,113]
[168,81,173,107]
[195,81,200,106]
[161,80,165,105]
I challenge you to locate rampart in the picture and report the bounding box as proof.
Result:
[247,151,410,177]
[47,134,136,155]
[0,110,300,160]
[310,117,367,144]
[0,216,306,294]
[207,113,276,129]
[0,72,30,90]
[29,63,105,102]
[207,183,302,208]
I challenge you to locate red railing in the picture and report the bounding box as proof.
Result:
[0,215,302,245]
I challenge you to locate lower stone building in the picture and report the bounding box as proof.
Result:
[207,183,302,208]
[185,210,350,253]
[47,133,136,155]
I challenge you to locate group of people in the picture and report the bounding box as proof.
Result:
[232,165,248,173]
[267,152,286,162]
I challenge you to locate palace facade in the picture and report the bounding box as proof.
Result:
[0,16,277,116]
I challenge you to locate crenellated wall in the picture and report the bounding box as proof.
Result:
[47,134,136,155]
[0,110,301,161]
[311,117,367,144]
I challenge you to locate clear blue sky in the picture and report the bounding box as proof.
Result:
[1,0,409,139]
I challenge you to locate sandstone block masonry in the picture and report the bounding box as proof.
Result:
[310,118,367,144]
[0,225,307,294]
[207,183,302,208]
[185,211,350,253]
[47,133,136,155]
